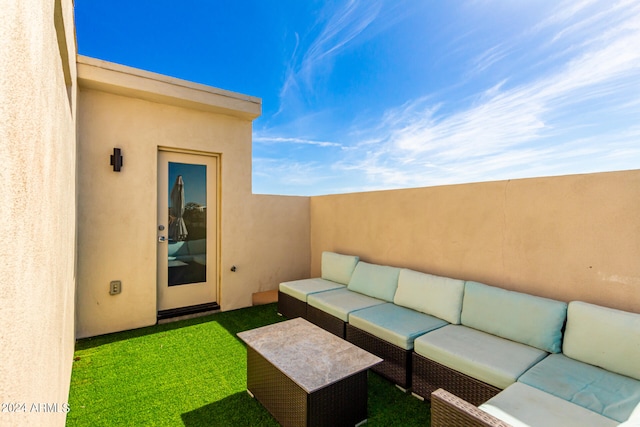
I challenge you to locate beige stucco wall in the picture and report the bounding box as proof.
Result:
[222,194,310,308]
[310,170,640,313]
[76,59,309,338]
[0,0,77,425]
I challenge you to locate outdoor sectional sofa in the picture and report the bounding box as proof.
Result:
[411,279,567,404]
[278,251,358,320]
[279,252,468,390]
[431,300,640,427]
[277,251,640,426]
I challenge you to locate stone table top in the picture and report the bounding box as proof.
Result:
[238,317,382,393]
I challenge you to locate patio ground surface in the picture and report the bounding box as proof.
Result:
[67,303,431,426]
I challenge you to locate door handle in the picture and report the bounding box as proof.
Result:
[158,236,166,242]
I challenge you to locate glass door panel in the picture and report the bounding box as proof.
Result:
[157,150,218,312]
[167,162,207,286]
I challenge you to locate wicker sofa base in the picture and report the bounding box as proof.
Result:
[277,291,307,319]
[247,346,369,427]
[346,324,411,389]
[411,353,501,406]
[306,305,347,338]
[431,388,512,427]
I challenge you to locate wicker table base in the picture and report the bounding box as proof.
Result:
[247,347,369,426]
[239,318,382,427]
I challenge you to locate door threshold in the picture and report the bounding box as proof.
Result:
[157,302,220,323]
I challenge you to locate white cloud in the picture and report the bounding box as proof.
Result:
[252,157,336,195]
[253,136,342,148]
[279,0,383,107]
[330,0,640,190]
[255,0,640,195]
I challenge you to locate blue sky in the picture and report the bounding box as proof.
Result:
[76,1,640,196]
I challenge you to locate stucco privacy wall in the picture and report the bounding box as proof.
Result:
[310,170,640,313]
[76,57,309,338]
[0,0,77,425]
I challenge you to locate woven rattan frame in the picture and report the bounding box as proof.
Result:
[431,388,513,427]
[346,324,412,389]
[246,346,369,427]
[412,353,501,406]
[306,305,346,338]
[277,291,307,319]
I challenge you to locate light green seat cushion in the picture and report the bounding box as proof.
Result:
[519,353,640,423]
[348,303,448,350]
[307,288,385,322]
[480,382,618,427]
[414,324,548,389]
[347,261,400,302]
[461,281,567,353]
[563,301,640,381]
[321,251,359,285]
[279,278,346,302]
[393,269,464,324]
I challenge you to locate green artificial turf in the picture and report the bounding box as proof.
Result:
[67,303,430,426]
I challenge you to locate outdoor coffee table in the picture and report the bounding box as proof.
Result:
[238,317,382,427]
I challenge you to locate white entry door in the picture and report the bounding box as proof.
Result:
[157,150,218,313]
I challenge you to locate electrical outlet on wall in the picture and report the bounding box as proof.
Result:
[109,280,122,295]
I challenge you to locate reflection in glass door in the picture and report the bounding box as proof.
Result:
[167,162,207,286]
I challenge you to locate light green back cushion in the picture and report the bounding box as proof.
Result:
[347,261,400,302]
[321,251,359,285]
[563,301,640,381]
[461,281,567,353]
[393,269,465,324]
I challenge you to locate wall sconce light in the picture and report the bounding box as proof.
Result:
[110,148,123,172]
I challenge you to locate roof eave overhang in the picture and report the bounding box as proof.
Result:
[77,55,262,120]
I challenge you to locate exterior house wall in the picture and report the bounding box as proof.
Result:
[310,170,640,313]
[3,3,638,426]
[76,58,309,338]
[0,0,77,425]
